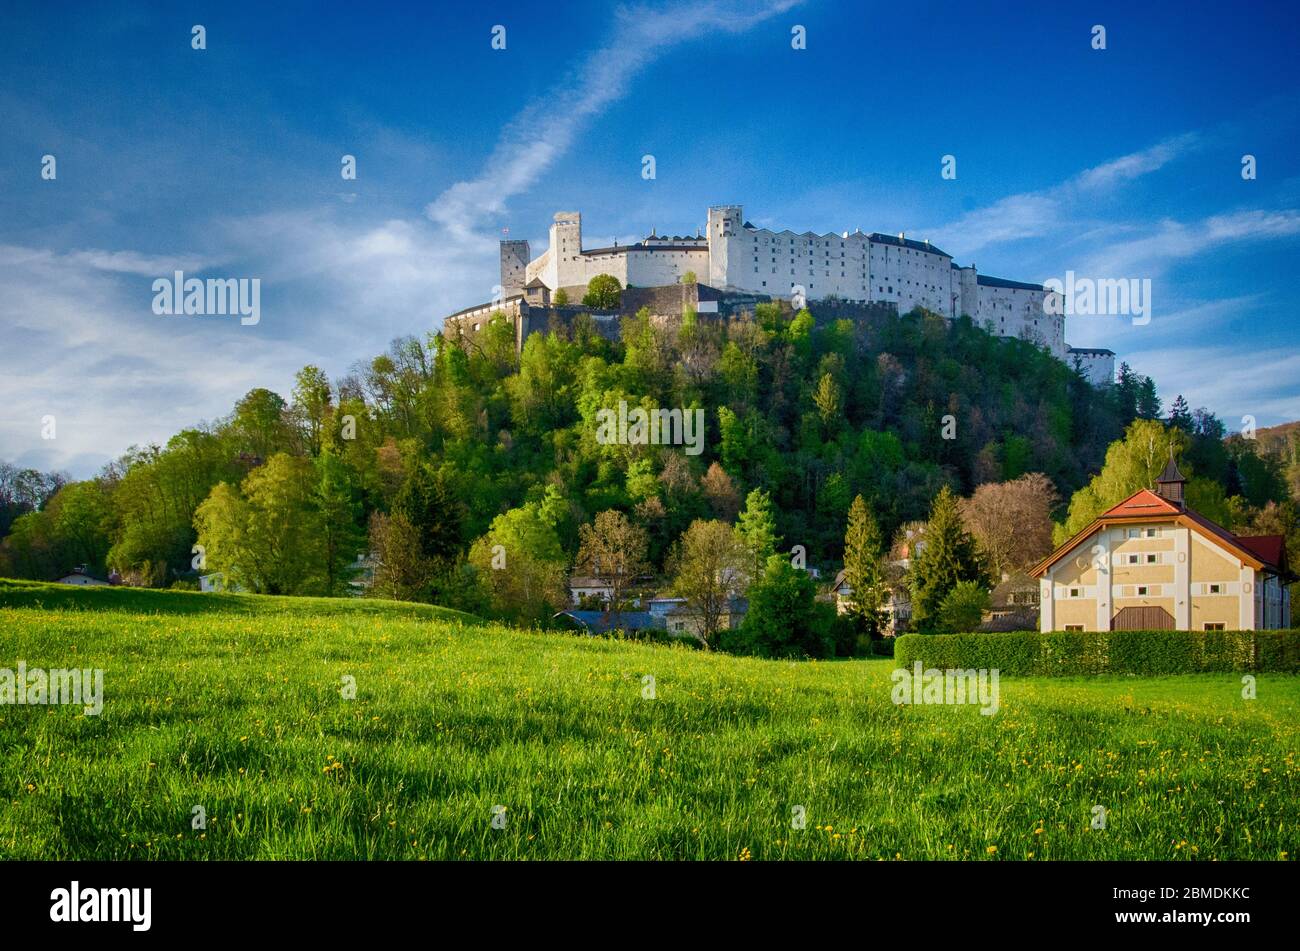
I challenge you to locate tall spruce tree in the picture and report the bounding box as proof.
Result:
[909,485,985,633]
[843,494,886,637]
[735,487,778,588]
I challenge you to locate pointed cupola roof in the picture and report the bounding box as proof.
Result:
[1154,449,1186,506]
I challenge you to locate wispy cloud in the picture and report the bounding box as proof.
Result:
[1078,209,1300,277]
[1124,345,1300,425]
[425,0,800,244]
[2,0,802,478]
[64,249,213,276]
[932,133,1200,259]
[0,245,320,476]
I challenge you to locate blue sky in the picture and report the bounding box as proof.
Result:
[2,0,1298,478]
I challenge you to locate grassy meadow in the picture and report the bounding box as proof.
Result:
[0,580,1296,860]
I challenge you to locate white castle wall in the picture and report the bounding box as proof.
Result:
[867,240,953,317]
[505,204,1095,375]
[1068,349,1116,386]
[626,247,710,287]
[976,283,1066,358]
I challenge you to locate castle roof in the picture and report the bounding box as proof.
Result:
[867,232,951,258]
[1067,346,1116,356]
[581,241,706,256]
[976,274,1046,292]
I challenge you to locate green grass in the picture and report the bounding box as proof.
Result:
[0,582,1296,860]
[0,578,479,622]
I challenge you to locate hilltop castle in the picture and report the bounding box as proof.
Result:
[446,204,1115,386]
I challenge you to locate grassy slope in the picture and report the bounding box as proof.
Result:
[0,582,1296,860]
[0,579,479,622]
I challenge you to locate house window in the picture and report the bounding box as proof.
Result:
[1136,586,1149,596]
[1208,583,1222,594]
[1204,622,1226,631]
[1145,554,1158,564]
[1069,587,1081,598]
[1064,624,1084,632]
[1127,554,1139,565]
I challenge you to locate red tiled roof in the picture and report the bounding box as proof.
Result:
[1235,534,1286,571]
[1099,489,1181,518]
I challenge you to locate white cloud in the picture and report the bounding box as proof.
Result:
[1124,345,1300,426]
[1077,209,1300,278]
[932,133,1200,260]
[1069,134,1198,192]
[425,0,800,243]
[65,249,212,276]
[0,245,321,477]
[2,0,803,478]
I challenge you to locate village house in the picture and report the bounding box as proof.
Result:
[829,525,924,635]
[981,571,1040,631]
[829,567,912,635]
[554,593,748,641]
[661,596,748,639]
[54,565,109,587]
[1032,455,1291,631]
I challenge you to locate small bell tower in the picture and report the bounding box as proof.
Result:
[1154,449,1186,506]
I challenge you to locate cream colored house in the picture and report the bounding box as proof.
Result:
[1032,457,1290,631]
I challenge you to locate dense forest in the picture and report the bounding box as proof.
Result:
[3,301,1295,652]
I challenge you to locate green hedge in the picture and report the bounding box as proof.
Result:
[894,629,1300,676]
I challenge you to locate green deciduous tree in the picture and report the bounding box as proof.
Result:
[724,554,832,658]
[467,490,568,626]
[669,519,745,648]
[1057,419,1188,542]
[194,453,324,595]
[936,579,990,633]
[582,274,623,311]
[575,509,649,621]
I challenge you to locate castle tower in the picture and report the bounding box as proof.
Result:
[499,239,530,299]
[955,264,979,321]
[706,205,742,289]
[547,212,582,290]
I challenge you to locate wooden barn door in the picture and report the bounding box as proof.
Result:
[1110,606,1175,630]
